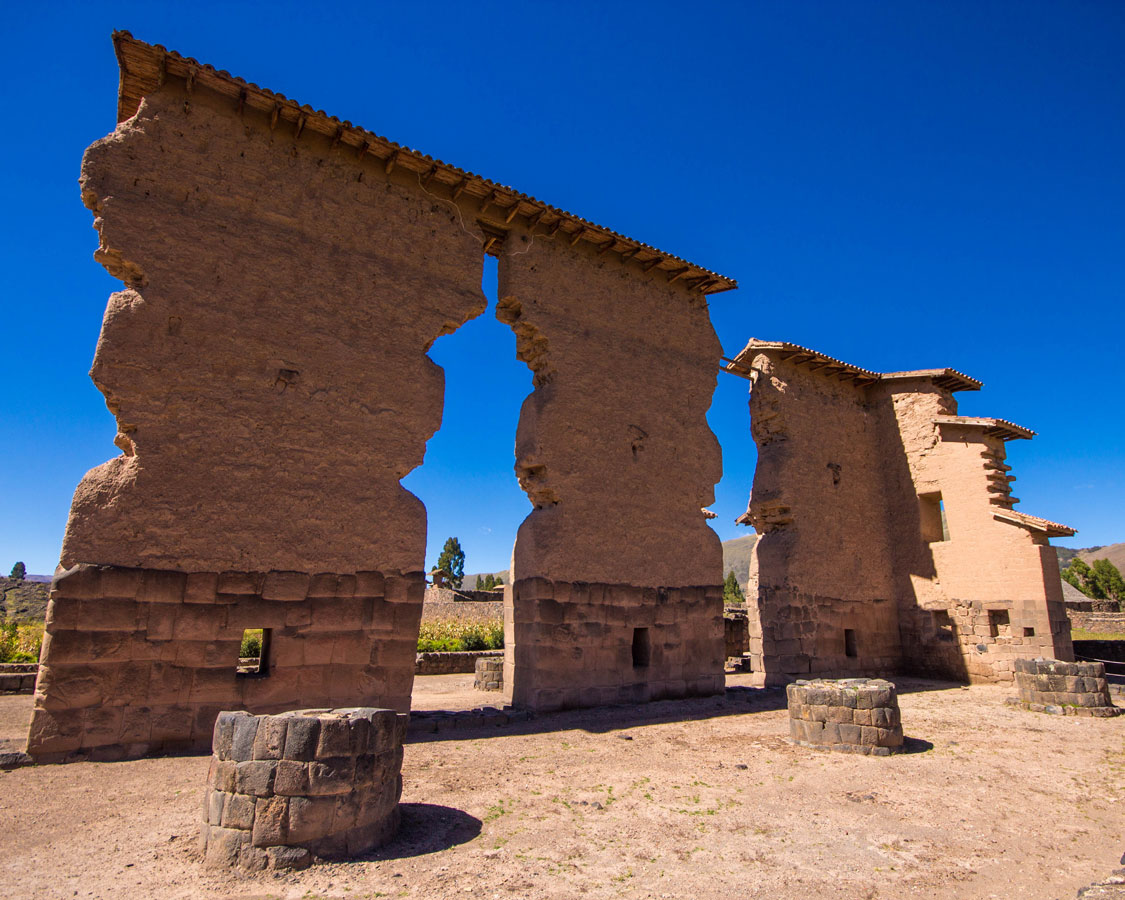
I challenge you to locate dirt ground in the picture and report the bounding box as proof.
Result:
[1,674,1122,900]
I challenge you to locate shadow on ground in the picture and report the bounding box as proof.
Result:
[408,676,969,745]
[362,804,482,859]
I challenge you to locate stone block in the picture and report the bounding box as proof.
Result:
[52,565,102,600]
[307,757,355,796]
[184,572,219,604]
[231,715,260,761]
[286,796,337,843]
[262,572,310,603]
[284,716,321,760]
[138,570,187,604]
[252,796,290,847]
[252,716,289,760]
[221,792,256,830]
[235,760,276,796]
[273,759,310,796]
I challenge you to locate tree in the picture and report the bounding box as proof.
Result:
[437,537,465,589]
[476,573,500,591]
[9,562,25,581]
[722,570,745,606]
[1090,559,1125,606]
[1062,558,1101,598]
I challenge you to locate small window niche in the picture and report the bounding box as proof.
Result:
[1023,626,1035,637]
[631,627,651,669]
[844,628,858,658]
[932,609,955,639]
[237,628,271,677]
[987,610,1010,639]
[918,492,950,543]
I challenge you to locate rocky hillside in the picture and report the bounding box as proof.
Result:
[1,579,50,622]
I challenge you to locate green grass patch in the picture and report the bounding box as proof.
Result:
[1072,629,1125,641]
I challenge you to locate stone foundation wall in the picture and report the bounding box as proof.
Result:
[201,708,407,869]
[1010,658,1121,717]
[0,664,38,694]
[505,578,724,711]
[27,565,422,762]
[415,649,503,676]
[786,678,904,756]
[1068,611,1125,635]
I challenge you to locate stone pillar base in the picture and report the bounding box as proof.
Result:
[201,708,407,869]
[1008,658,1122,717]
[786,678,904,756]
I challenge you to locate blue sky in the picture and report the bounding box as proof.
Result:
[2,1,1122,577]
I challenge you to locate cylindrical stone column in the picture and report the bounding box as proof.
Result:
[200,707,408,870]
[786,678,904,756]
[1010,658,1122,717]
[474,657,504,691]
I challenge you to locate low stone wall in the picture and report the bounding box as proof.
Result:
[1009,658,1121,717]
[201,708,407,870]
[474,657,503,691]
[420,589,503,626]
[0,663,38,694]
[786,678,904,756]
[1074,640,1125,668]
[1068,610,1125,635]
[415,649,503,676]
[724,609,749,660]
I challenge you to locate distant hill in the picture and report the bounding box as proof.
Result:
[1,579,50,622]
[722,535,759,587]
[1071,542,1125,572]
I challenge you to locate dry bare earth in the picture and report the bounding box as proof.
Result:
[1,675,1122,900]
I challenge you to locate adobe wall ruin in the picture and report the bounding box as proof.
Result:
[732,340,1073,685]
[498,242,726,710]
[29,33,734,759]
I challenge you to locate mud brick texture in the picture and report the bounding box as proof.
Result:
[474,657,504,691]
[1007,658,1122,718]
[200,707,407,870]
[27,565,423,762]
[786,678,905,756]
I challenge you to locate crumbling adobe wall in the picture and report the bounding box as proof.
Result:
[742,353,900,682]
[876,386,1073,681]
[496,239,725,710]
[29,76,484,760]
[736,341,1073,688]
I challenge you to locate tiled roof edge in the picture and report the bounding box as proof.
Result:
[111,31,737,296]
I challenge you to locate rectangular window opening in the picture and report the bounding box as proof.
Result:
[918,492,950,543]
[631,627,651,669]
[237,628,271,677]
[1023,626,1035,637]
[932,610,954,639]
[844,628,858,658]
[987,610,1010,639]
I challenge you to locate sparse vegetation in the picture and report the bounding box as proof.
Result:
[239,629,263,658]
[417,619,503,652]
[0,620,42,663]
[9,561,26,581]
